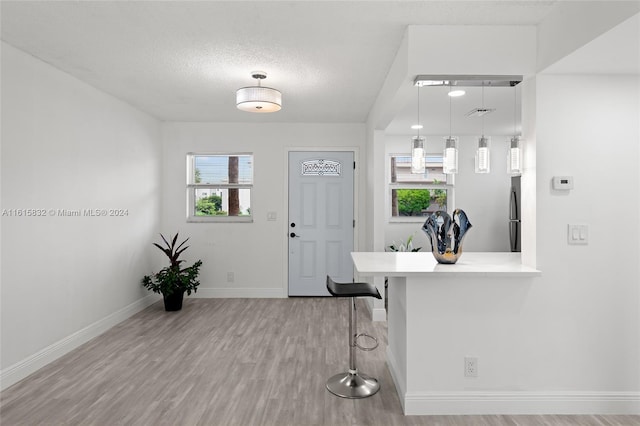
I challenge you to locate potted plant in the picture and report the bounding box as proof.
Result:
[387,234,422,252]
[142,233,202,311]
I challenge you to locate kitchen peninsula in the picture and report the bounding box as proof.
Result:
[352,252,540,415]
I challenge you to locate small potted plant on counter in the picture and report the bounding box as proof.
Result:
[142,233,202,311]
[387,234,422,252]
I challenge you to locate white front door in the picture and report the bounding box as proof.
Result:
[288,151,354,296]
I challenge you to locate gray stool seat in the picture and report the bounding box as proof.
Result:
[325,276,381,399]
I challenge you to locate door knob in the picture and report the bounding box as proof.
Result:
[290,222,296,228]
[290,232,300,238]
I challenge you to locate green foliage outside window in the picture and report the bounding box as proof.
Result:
[397,189,431,216]
[433,189,447,209]
[394,188,447,216]
[196,194,225,216]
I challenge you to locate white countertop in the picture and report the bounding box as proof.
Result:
[351,252,541,277]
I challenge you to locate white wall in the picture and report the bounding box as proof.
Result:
[0,43,162,389]
[161,122,365,298]
[383,135,511,253]
[530,74,639,392]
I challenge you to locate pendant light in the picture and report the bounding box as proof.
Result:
[475,84,491,174]
[411,84,425,174]
[236,71,282,113]
[443,84,458,174]
[508,85,523,175]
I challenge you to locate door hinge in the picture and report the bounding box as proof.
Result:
[353,161,356,169]
[353,219,356,228]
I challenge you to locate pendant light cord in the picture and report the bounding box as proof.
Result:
[417,85,421,139]
[481,84,485,137]
[513,85,517,136]
[449,85,452,138]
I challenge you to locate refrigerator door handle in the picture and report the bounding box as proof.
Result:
[509,220,520,251]
[509,189,518,220]
[509,220,514,251]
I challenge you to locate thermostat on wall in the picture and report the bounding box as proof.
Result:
[552,176,573,190]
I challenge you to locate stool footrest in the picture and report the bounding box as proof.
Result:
[355,333,378,351]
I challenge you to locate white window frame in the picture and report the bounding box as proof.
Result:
[186,152,253,223]
[388,152,454,223]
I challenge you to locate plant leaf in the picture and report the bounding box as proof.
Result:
[160,233,170,249]
[152,243,172,259]
[174,237,190,253]
[174,246,190,260]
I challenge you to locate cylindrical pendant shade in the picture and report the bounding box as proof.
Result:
[508,136,522,174]
[475,136,491,174]
[411,136,426,174]
[443,136,458,174]
[236,86,282,113]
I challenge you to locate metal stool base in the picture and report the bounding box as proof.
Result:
[326,371,380,399]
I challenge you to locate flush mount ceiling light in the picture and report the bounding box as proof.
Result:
[448,90,466,97]
[411,124,423,130]
[236,71,282,113]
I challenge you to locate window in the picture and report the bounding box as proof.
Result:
[187,153,253,222]
[389,154,453,221]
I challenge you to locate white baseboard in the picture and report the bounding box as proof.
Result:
[0,294,159,391]
[385,347,639,415]
[370,307,387,322]
[190,287,286,298]
[363,296,387,322]
[402,391,640,415]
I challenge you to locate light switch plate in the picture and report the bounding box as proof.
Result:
[267,211,277,221]
[568,224,588,245]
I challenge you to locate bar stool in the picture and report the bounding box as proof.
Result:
[326,276,382,399]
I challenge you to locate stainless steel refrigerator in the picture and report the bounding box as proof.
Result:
[509,176,521,252]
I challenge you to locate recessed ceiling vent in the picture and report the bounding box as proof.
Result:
[465,108,496,117]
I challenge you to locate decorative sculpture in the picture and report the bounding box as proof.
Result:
[422,209,472,264]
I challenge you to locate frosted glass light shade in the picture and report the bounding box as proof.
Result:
[508,136,522,175]
[475,136,491,173]
[443,137,458,174]
[236,86,282,113]
[411,136,426,174]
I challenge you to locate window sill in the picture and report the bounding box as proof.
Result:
[187,216,253,223]
[389,216,430,224]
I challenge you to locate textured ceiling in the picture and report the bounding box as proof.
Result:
[1,1,560,123]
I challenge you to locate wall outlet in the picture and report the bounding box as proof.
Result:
[464,357,478,377]
[227,272,235,283]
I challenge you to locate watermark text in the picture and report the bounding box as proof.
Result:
[2,208,129,217]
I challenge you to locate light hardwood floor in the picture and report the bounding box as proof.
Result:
[1,298,638,426]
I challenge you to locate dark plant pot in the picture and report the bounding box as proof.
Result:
[163,291,184,311]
